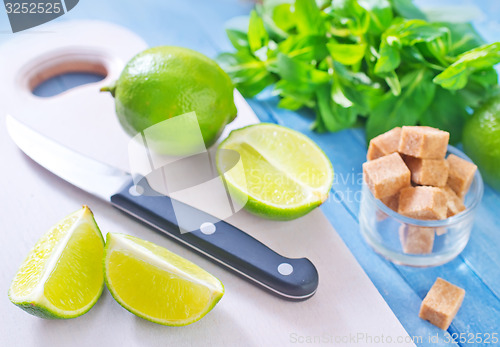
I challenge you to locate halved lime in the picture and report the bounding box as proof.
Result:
[9,206,105,319]
[216,123,334,220]
[103,233,224,326]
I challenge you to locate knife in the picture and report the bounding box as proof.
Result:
[6,115,319,300]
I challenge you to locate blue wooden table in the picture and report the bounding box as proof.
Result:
[1,1,499,345]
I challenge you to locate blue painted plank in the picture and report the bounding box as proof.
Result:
[393,259,500,340]
[459,188,500,300]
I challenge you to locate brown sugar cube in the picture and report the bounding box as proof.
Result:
[419,278,465,330]
[367,127,402,160]
[404,156,449,187]
[381,192,400,212]
[399,225,435,254]
[363,153,411,199]
[447,154,477,198]
[376,193,400,221]
[398,186,447,220]
[443,186,466,217]
[398,126,450,159]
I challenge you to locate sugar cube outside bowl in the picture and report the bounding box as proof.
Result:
[359,146,484,267]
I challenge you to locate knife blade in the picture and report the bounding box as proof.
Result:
[6,115,319,300]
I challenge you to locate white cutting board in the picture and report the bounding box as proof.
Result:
[0,21,413,347]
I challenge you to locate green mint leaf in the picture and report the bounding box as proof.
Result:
[333,61,378,87]
[248,10,269,53]
[327,0,370,36]
[434,42,500,90]
[255,5,289,41]
[226,28,250,51]
[374,40,401,74]
[316,84,358,132]
[439,22,485,56]
[469,68,499,89]
[418,36,450,64]
[375,19,449,74]
[357,0,393,34]
[366,69,435,140]
[457,77,499,109]
[384,71,401,96]
[256,1,295,40]
[327,42,367,65]
[278,35,328,62]
[331,79,354,108]
[260,0,294,12]
[294,0,325,35]
[274,79,316,109]
[276,53,330,85]
[390,19,449,46]
[271,3,296,32]
[389,0,426,20]
[278,95,308,110]
[419,87,468,144]
[224,16,250,50]
[333,61,384,115]
[311,111,327,132]
[217,52,275,97]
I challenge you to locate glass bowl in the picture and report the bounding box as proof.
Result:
[359,146,484,267]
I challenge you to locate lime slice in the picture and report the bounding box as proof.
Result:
[8,206,105,319]
[103,233,224,326]
[216,123,334,220]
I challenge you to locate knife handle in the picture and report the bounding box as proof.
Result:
[110,178,318,300]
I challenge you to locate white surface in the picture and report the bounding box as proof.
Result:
[0,21,414,347]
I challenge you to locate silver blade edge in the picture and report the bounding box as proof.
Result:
[5,115,131,201]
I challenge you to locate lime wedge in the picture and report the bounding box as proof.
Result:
[216,123,334,220]
[103,233,224,326]
[9,206,105,319]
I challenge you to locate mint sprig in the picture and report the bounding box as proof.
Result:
[218,0,500,143]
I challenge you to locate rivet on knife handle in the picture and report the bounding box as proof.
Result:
[110,177,319,300]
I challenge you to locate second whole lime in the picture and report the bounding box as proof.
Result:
[463,93,500,192]
[102,46,237,153]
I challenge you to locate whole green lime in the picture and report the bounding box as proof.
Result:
[102,46,237,152]
[463,93,500,191]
